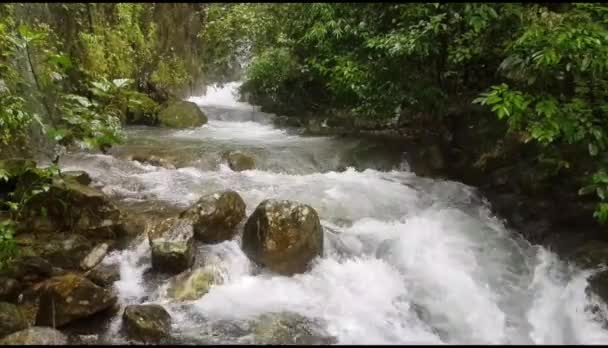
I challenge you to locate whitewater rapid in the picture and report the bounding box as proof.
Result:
[59,82,608,344]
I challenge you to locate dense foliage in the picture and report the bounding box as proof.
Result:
[201,3,608,224]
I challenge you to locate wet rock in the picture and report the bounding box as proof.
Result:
[223,151,256,171]
[35,273,117,327]
[21,176,123,239]
[10,256,53,282]
[86,263,121,287]
[587,271,608,304]
[0,302,28,338]
[181,190,246,243]
[80,243,109,271]
[35,234,95,271]
[0,327,67,345]
[166,267,220,301]
[63,170,92,186]
[568,241,608,269]
[0,277,20,302]
[123,304,172,343]
[148,217,195,274]
[250,312,336,345]
[242,199,323,275]
[158,100,207,128]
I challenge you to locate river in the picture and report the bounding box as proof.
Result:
[57,82,608,344]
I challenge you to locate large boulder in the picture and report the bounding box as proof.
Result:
[158,100,207,128]
[0,302,28,338]
[166,267,220,301]
[0,327,67,345]
[250,312,336,345]
[35,273,117,327]
[222,151,256,171]
[33,234,96,271]
[123,304,172,343]
[20,176,123,239]
[148,217,195,274]
[181,190,246,243]
[242,200,323,275]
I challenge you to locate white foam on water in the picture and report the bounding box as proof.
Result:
[59,82,608,344]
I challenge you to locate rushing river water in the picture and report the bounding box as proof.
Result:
[57,82,608,344]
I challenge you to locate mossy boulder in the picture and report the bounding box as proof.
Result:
[148,217,195,274]
[181,190,246,243]
[222,151,256,171]
[20,176,123,239]
[158,100,207,128]
[242,199,323,275]
[35,273,117,327]
[123,304,172,343]
[86,263,121,288]
[250,312,336,345]
[0,302,28,338]
[0,327,67,345]
[166,267,220,301]
[126,93,160,126]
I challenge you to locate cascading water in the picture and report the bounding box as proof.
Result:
[58,82,608,344]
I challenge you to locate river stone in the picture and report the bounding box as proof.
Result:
[63,170,92,186]
[250,312,336,345]
[242,199,323,275]
[86,263,121,287]
[35,273,117,327]
[223,151,256,171]
[123,304,172,343]
[80,243,109,271]
[158,100,207,128]
[0,302,28,338]
[166,267,220,301]
[0,327,67,345]
[148,217,195,274]
[21,176,123,239]
[181,190,246,243]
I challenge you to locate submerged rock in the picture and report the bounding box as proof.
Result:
[242,199,323,275]
[35,273,117,327]
[123,304,172,343]
[0,327,67,345]
[158,100,207,128]
[166,267,220,301]
[80,243,109,271]
[148,217,195,274]
[181,190,246,243]
[250,312,336,345]
[223,150,256,171]
[0,302,28,338]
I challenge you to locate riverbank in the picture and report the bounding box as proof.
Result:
[270,107,606,257]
